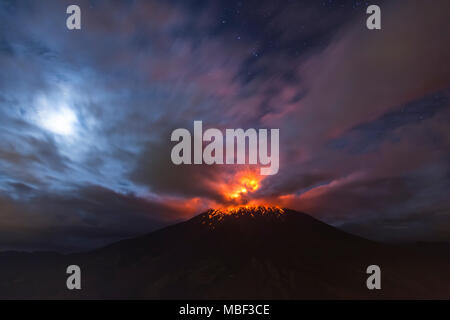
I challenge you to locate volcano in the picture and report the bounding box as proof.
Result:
[1,207,450,299]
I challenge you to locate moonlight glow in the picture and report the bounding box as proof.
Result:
[35,94,79,136]
[41,107,78,136]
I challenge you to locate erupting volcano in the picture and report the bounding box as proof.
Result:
[3,169,450,299]
[2,206,450,299]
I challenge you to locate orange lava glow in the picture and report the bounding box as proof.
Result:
[202,205,286,227]
[209,170,282,217]
[208,205,285,217]
[222,170,263,201]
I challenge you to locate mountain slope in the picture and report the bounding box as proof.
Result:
[1,208,450,299]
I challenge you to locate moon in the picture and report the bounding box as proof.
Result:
[40,106,78,136]
[34,93,79,137]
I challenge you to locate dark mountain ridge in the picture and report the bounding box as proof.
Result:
[1,208,450,299]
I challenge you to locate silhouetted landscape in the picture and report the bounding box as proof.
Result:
[1,208,450,299]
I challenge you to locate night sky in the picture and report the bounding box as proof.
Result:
[0,0,449,252]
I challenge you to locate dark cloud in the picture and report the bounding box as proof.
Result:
[131,136,224,200]
[0,185,181,252]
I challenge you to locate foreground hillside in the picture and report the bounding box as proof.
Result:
[1,208,450,299]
